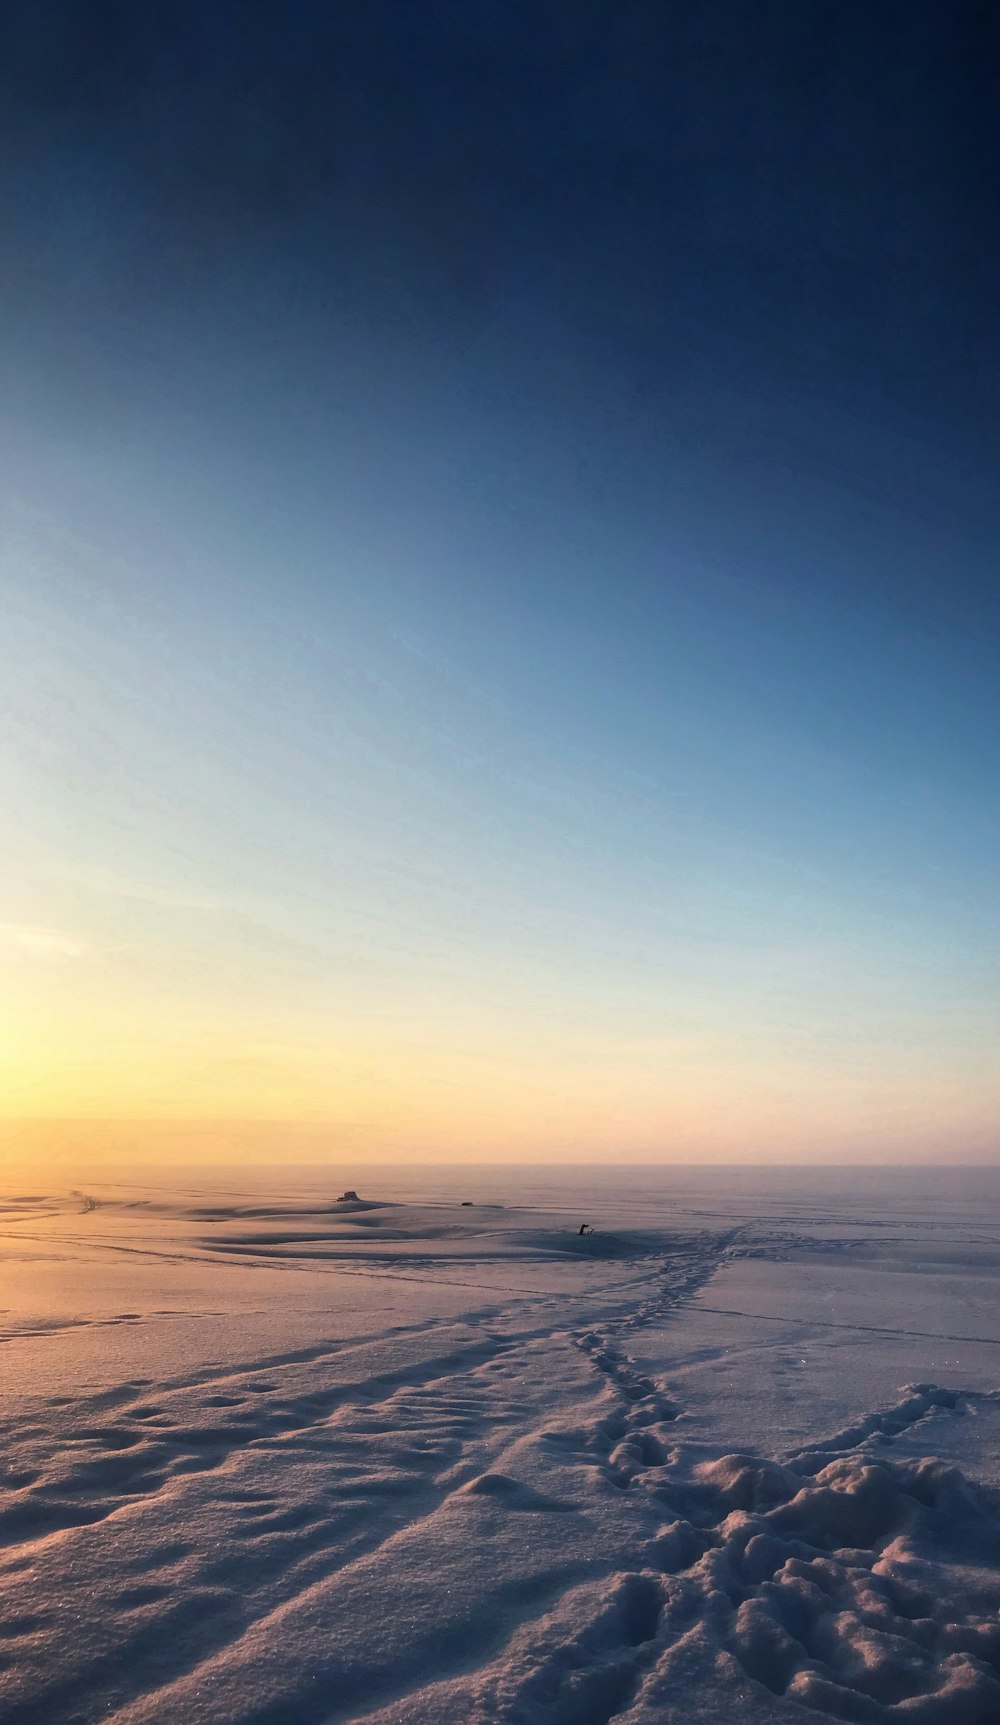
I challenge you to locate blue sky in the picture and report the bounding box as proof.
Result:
[2,3,998,1161]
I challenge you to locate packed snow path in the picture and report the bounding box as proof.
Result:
[3,1172,1000,1722]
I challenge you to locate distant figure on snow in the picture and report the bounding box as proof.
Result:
[338,1189,360,1202]
[578,1223,593,1236]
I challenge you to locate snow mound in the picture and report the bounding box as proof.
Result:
[613,1394,1000,1722]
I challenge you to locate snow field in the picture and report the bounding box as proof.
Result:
[2,1173,1000,1721]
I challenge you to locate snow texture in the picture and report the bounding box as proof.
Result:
[2,1167,1000,1722]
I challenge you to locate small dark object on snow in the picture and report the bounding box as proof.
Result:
[338,1189,360,1202]
[461,1200,474,1206]
[578,1223,593,1236]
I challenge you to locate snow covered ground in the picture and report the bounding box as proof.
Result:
[3,1165,1000,1723]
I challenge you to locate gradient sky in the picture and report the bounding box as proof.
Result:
[2,3,999,1165]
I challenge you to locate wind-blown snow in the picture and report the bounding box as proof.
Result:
[2,1167,1000,1722]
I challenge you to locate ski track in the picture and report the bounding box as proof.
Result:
[696,1306,1000,1349]
[2,1202,1000,1723]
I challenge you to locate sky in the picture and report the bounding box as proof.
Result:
[2,3,999,1168]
